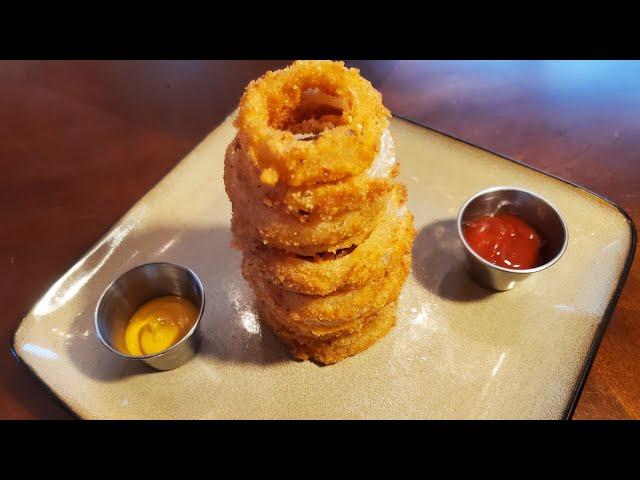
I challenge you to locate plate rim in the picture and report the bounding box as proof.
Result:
[394,114,637,420]
[10,113,637,420]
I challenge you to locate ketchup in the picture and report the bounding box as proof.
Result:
[463,214,543,270]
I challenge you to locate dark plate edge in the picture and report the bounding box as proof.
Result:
[9,112,637,421]
[7,106,241,420]
[9,331,81,419]
[8,139,199,421]
[393,113,638,420]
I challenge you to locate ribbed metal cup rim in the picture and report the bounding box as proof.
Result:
[94,262,205,360]
[457,186,569,275]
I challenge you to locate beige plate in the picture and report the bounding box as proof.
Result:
[12,114,635,419]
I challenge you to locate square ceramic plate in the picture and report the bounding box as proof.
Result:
[12,114,635,419]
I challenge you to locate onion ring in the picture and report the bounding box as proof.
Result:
[243,251,411,337]
[244,185,415,295]
[258,300,397,364]
[230,128,398,220]
[235,60,390,187]
[225,140,390,255]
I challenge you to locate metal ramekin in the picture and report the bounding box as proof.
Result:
[95,262,205,371]
[457,186,569,291]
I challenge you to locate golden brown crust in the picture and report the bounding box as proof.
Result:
[244,186,416,295]
[243,252,411,337]
[235,60,390,187]
[225,141,390,255]
[224,60,414,364]
[230,135,397,220]
[258,300,398,365]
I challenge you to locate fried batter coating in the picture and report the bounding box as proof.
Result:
[243,252,411,337]
[230,129,398,221]
[235,60,390,187]
[244,185,415,295]
[258,300,398,365]
[225,140,390,255]
[224,60,415,364]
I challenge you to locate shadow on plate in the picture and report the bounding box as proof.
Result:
[412,219,494,302]
[412,220,525,347]
[65,225,289,383]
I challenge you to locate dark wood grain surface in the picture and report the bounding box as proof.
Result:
[1,60,638,420]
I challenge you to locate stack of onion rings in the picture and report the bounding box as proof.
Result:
[257,300,398,365]
[224,60,415,364]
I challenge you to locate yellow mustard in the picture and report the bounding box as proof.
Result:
[125,296,198,356]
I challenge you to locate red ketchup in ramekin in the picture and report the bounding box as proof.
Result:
[462,214,543,270]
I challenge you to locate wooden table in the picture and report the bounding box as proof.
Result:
[2,60,638,419]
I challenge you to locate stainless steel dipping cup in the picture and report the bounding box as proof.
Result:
[95,262,205,371]
[457,187,568,291]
